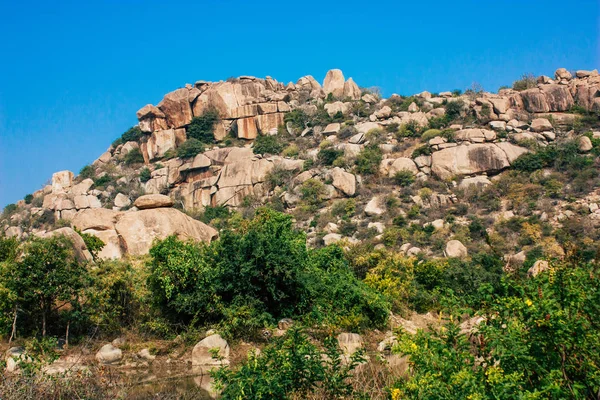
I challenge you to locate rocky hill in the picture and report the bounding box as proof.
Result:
[3,67,600,263]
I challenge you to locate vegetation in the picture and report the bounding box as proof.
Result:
[123,147,144,165]
[139,167,151,183]
[176,138,205,158]
[253,134,283,155]
[186,109,219,143]
[355,144,383,175]
[113,126,143,147]
[512,72,537,91]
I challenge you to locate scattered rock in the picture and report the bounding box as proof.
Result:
[191,334,230,366]
[528,260,550,277]
[578,136,593,152]
[95,344,123,365]
[445,240,467,258]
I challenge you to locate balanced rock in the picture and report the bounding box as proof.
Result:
[134,194,174,210]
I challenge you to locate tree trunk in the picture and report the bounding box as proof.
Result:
[42,310,46,337]
[65,321,70,349]
[8,307,17,344]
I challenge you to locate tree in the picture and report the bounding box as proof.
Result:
[187,109,219,143]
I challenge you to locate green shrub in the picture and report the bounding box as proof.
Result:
[3,203,17,217]
[265,166,296,190]
[393,170,416,187]
[444,99,464,121]
[397,120,423,138]
[187,109,219,143]
[317,147,344,166]
[512,73,537,91]
[176,138,205,158]
[411,145,432,158]
[79,165,95,179]
[113,126,143,147]
[355,144,382,175]
[283,109,309,132]
[201,205,230,224]
[24,194,33,204]
[253,135,283,155]
[213,327,366,399]
[300,179,325,208]
[421,129,442,141]
[123,147,144,165]
[139,167,151,183]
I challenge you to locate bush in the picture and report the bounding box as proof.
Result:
[123,147,144,165]
[200,205,230,224]
[176,138,205,158]
[3,203,17,217]
[300,179,325,208]
[391,259,600,399]
[187,109,219,143]
[113,126,143,147]
[421,129,442,141]
[213,327,366,399]
[79,165,95,179]
[24,194,33,204]
[444,99,464,121]
[355,144,382,175]
[139,167,151,183]
[317,147,344,166]
[253,135,283,155]
[393,170,416,187]
[512,73,537,91]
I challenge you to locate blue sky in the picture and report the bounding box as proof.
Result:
[0,0,598,207]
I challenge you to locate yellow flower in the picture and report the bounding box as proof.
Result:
[525,299,533,307]
[391,388,401,400]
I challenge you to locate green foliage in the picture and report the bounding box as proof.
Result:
[92,174,114,189]
[176,138,205,158]
[391,260,600,399]
[213,327,366,399]
[396,120,424,138]
[393,170,416,187]
[253,134,283,155]
[123,147,144,165]
[355,144,383,175]
[265,166,296,190]
[23,194,33,204]
[200,205,231,225]
[283,109,309,132]
[512,141,593,174]
[187,109,219,143]
[512,73,537,91]
[421,129,442,141]
[444,99,464,121]
[317,147,344,166]
[74,228,105,260]
[113,126,143,147]
[300,179,325,208]
[3,203,17,217]
[139,167,151,183]
[79,165,95,179]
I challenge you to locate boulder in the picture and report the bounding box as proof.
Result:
[343,78,361,100]
[157,88,193,128]
[191,334,230,366]
[388,158,419,176]
[555,68,572,80]
[146,129,184,160]
[324,101,349,117]
[576,69,599,78]
[83,228,122,259]
[134,194,174,210]
[137,104,168,132]
[330,167,356,196]
[256,113,285,134]
[323,233,342,246]
[337,333,363,357]
[578,136,593,152]
[445,240,467,258]
[71,208,121,231]
[323,69,345,98]
[71,179,94,196]
[52,171,74,194]
[520,89,550,113]
[114,193,131,208]
[530,118,553,132]
[459,176,491,189]
[541,84,574,111]
[365,197,385,216]
[95,344,122,365]
[115,208,218,256]
[527,260,550,277]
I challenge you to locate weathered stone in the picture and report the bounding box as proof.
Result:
[71,179,94,196]
[323,123,341,135]
[323,69,345,98]
[555,68,572,80]
[445,240,468,258]
[337,333,363,357]
[52,171,74,194]
[528,260,550,277]
[343,78,361,100]
[324,101,349,117]
[388,158,419,176]
[330,167,356,196]
[114,193,131,208]
[323,233,342,246]
[146,129,178,160]
[95,344,122,365]
[191,334,230,366]
[530,118,553,132]
[42,227,93,262]
[520,89,550,113]
[115,208,218,256]
[256,113,285,134]
[459,176,491,189]
[237,117,258,139]
[578,136,593,152]
[541,84,574,111]
[137,104,168,132]
[71,208,121,231]
[158,88,193,128]
[134,194,174,209]
[365,197,385,216]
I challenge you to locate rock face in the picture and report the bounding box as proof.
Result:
[191,334,230,366]
[115,208,218,256]
[52,171,74,194]
[134,194,174,210]
[95,344,122,365]
[431,143,527,180]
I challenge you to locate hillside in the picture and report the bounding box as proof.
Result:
[1,67,600,399]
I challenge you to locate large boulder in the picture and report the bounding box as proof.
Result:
[431,143,527,180]
[95,344,122,365]
[388,158,419,176]
[329,167,356,196]
[146,129,185,160]
[578,136,593,152]
[157,88,194,128]
[191,334,230,366]
[71,208,121,231]
[137,104,168,132]
[237,117,259,139]
[134,194,174,210]
[530,118,553,132]
[323,69,345,98]
[343,78,361,100]
[445,240,468,258]
[115,208,218,256]
[52,171,74,194]
[541,84,574,112]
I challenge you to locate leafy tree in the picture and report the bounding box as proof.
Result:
[24,194,33,204]
[355,144,382,175]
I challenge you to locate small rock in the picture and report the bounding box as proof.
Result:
[527,260,550,278]
[578,136,593,152]
[445,240,467,258]
[95,344,123,365]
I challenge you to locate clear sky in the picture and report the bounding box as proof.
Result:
[0,0,598,207]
